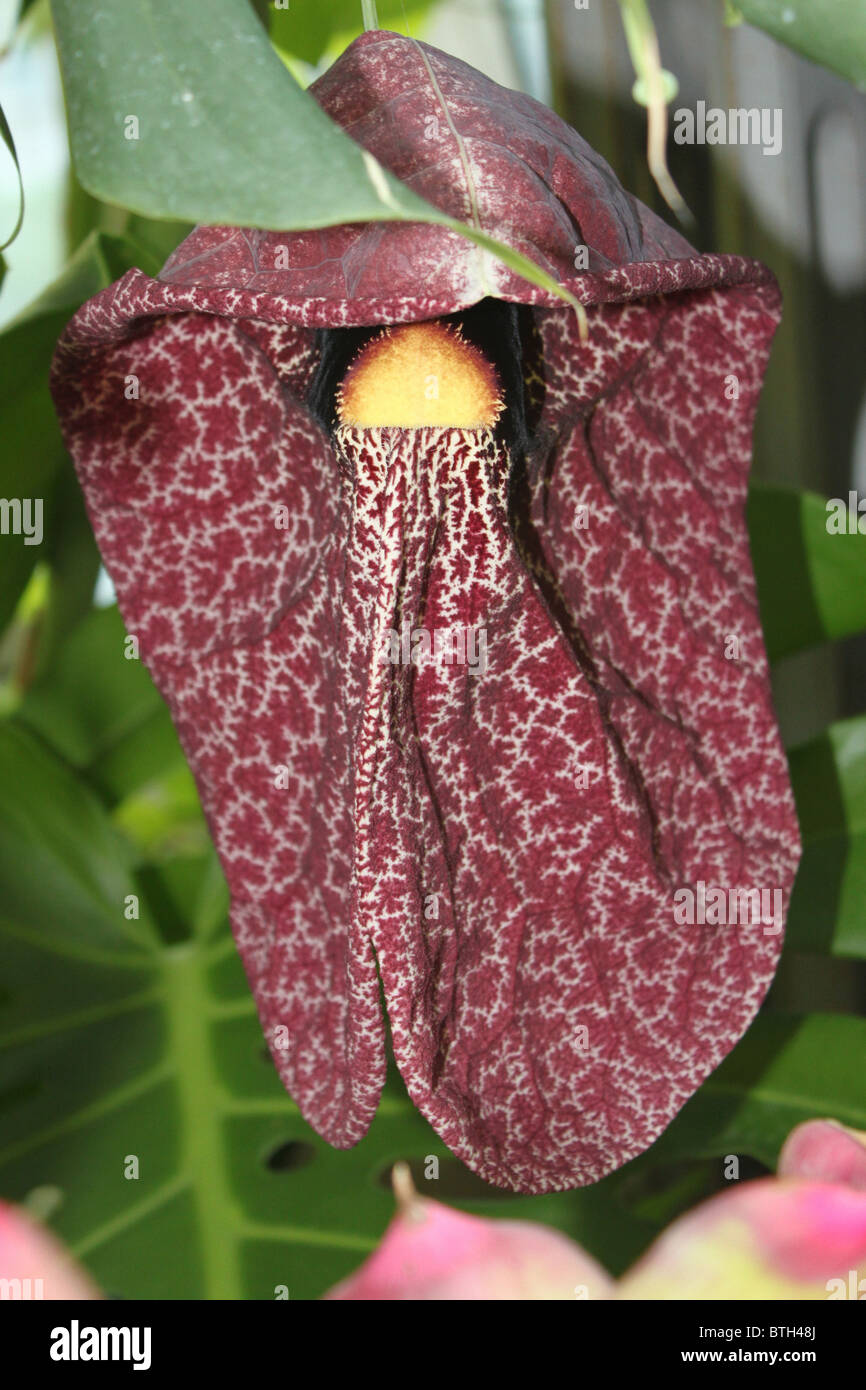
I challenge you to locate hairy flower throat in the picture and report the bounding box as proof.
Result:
[336,321,504,429]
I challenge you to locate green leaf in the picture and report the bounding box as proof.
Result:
[38,498,100,661]
[113,764,209,863]
[16,606,167,773]
[785,715,866,958]
[0,724,156,957]
[48,0,582,315]
[248,0,270,31]
[13,602,210,862]
[47,0,422,226]
[122,214,192,272]
[4,230,118,330]
[269,0,430,66]
[648,1012,866,1167]
[747,483,866,661]
[0,99,24,250]
[0,724,393,1297]
[0,723,658,1294]
[737,0,866,89]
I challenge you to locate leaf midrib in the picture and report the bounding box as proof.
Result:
[162,941,243,1299]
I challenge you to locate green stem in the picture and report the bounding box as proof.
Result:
[616,0,689,218]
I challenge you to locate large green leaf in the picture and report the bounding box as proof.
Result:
[48,0,580,312]
[0,722,407,1297]
[735,0,866,90]
[785,715,866,958]
[0,241,111,635]
[747,483,866,661]
[48,0,420,227]
[648,1011,866,1167]
[0,721,663,1294]
[5,660,860,1290]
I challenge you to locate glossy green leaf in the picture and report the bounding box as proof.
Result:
[48,0,581,313]
[49,0,419,225]
[785,715,866,958]
[649,1012,866,1167]
[737,0,866,89]
[747,483,866,661]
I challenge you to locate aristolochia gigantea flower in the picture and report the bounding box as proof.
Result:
[50,30,800,1193]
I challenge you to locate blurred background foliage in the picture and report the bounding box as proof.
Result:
[0,0,864,1299]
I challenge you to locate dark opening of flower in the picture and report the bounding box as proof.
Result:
[50,30,800,1194]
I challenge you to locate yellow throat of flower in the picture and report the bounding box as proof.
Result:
[336,321,504,429]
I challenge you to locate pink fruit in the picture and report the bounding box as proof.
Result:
[0,1200,100,1300]
[779,1119,866,1191]
[617,1177,866,1300]
[325,1165,613,1300]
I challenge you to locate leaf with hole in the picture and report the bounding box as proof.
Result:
[0,721,666,1294]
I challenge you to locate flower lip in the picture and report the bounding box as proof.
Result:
[331,422,509,494]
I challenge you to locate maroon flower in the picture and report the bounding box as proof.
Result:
[50,30,800,1193]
